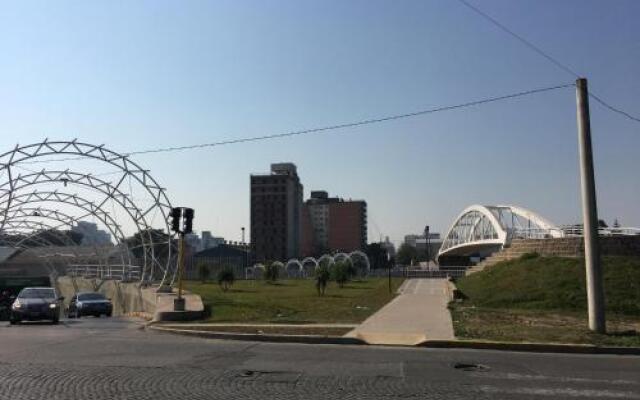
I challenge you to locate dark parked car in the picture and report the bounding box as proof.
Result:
[67,292,113,318]
[10,287,63,325]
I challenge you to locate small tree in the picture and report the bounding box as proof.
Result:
[331,261,351,288]
[315,264,330,296]
[217,267,235,292]
[396,243,418,266]
[197,262,210,283]
[264,262,280,283]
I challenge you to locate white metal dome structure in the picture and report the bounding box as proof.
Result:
[0,140,176,286]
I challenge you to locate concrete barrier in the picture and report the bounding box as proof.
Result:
[56,276,203,321]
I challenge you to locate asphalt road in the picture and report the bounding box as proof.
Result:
[0,317,639,399]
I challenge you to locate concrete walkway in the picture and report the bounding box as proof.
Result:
[346,278,455,345]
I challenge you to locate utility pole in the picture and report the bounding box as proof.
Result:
[576,78,605,333]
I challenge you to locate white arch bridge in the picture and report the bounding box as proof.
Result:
[437,205,563,260]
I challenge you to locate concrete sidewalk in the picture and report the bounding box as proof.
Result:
[346,278,455,345]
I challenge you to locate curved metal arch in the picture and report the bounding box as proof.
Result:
[1,220,83,249]
[348,250,371,271]
[333,252,351,263]
[0,170,168,284]
[0,140,174,285]
[317,254,335,268]
[438,204,563,259]
[439,205,507,257]
[2,191,127,244]
[2,206,129,266]
[1,227,77,249]
[0,139,172,220]
[495,204,562,237]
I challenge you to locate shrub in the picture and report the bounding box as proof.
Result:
[331,261,351,288]
[217,267,235,292]
[520,252,540,260]
[315,264,330,296]
[197,262,210,283]
[264,262,280,283]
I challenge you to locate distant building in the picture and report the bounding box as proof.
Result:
[301,190,367,256]
[71,221,111,246]
[403,232,442,261]
[187,244,250,280]
[184,233,202,252]
[250,163,303,262]
[201,231,224,250]
[381,236,395,257]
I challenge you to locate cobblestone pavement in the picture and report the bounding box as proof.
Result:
[0,318,639,399]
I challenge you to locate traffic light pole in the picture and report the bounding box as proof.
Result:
[171,207,193,312]
[576,78,605,333]
[174,233,186,311]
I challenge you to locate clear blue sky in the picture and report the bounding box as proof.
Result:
[1,0,638,245]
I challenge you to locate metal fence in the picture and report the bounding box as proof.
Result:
[367,267,468,279]
[66,264,142,282]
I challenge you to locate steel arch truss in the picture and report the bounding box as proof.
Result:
[438,204,563,258]
[0,140,175,286]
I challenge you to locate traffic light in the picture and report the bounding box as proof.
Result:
[171,207,181,233]
[183,208,194,234]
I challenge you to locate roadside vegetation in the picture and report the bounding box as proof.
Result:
[450,255,640,346]
[186,277,404,324]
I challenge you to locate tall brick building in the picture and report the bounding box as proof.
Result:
[250,163,303,263]
[301,191,367,256]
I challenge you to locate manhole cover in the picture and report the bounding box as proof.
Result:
[452,362,489,372]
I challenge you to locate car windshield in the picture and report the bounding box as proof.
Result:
[19,288,55,299]
[79,293,106,301]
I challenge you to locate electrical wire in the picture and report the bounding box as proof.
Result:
[10,82,574,164]
[456,0,640,124]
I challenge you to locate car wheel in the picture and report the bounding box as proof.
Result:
[106,312,112,318]
[52,317,59,325]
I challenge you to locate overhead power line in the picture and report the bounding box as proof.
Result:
[14,83,574,164]
[126,83,574,156]
[456,0,640,124]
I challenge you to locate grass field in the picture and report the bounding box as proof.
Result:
[186,277,404,324]
[451,255,640,346]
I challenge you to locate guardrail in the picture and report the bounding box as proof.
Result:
[66,264,142,282]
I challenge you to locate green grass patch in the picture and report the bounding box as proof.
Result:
[186,278,404,324]
[451,256,640,346]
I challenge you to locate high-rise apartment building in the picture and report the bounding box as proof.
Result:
[301,191,367,256]
[250,163,303,262]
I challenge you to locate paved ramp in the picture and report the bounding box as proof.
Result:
[347,278,455,345]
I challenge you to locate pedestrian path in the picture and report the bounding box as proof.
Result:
[346,278,455,345]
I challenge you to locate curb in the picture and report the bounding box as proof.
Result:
[418,339,640,355]
[146,325,640,355]
[147,325,368,346]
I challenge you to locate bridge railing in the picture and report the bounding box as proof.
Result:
[560,226,640,237]
[509,226,640,239]
[66,264,142,282]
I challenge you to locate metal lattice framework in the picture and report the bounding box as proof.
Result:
[0,140,175,286]
[438,204,563,258]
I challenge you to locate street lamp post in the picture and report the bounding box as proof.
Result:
[424,225,430,268]
[387,251,392,294]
